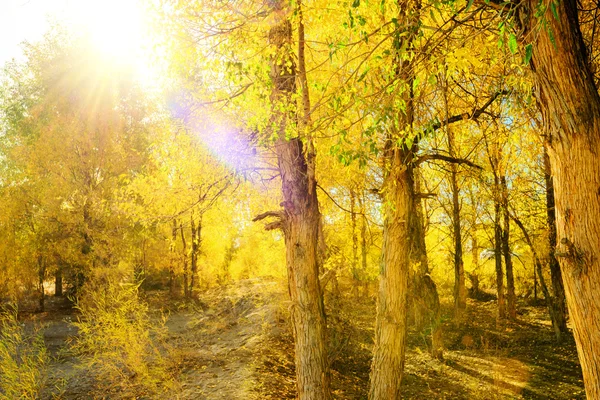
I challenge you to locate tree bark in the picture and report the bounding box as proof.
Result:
[543,148,568,339]
[500,176,516,319]
[369,0,419,396]
[262,3,331,398]
[525,0,600,394]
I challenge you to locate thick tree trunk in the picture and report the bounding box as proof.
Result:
[369,0,419,395]
[500,176,516,319]
[526,0,600,394]
[543,149,568,339]
[369,149,412,399]
[258,3,331,398]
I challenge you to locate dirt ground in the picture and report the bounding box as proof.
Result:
[30,279,585,399]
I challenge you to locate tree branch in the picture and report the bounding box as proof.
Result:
[252,211,285,222]
[427,90,510,132]
[416,153,483,169]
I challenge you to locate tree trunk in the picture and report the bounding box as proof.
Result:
[469,234,481,298]
[169,219,178,296]
[512,213,565,341]
[350,190,360,299]
[54,265,63,297]
[359,194,369,298]
[543,148,568,339]
[190,213,201,297]
[369,149,412,400]
[493,175,506,319]
[526,0,600,394]
[180,222,189,299]
[369,0,419,395]
[37,255,45,312]
[500,176,516,319]
[257,3,331,398]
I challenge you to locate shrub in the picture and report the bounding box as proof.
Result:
[0,306,48,399]
[71,280,171,396]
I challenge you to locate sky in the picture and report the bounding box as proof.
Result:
[0,0,72,64]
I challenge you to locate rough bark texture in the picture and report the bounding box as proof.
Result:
[525,0,600,395]
[500,176,516,319]
[543,149,568,339]
[266,4,331,398]
[369,0,419,395]
[369,148,412,400]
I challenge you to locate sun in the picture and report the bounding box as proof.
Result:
[59,0,160,87]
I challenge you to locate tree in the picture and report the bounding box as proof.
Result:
[510,0,600,394]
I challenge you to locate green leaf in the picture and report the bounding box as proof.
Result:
[550,1,559,20]
[465,0,475,12]
[352,0,361,7]
[508,33,518,54]
[524,44,533,65]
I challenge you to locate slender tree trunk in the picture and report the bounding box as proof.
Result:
[37,255,45,312]
[180,222,189,299]
[525,0,600,394]
[447,134,466,316]
[190,213,201,297]
[493,175,506,319]
[543,149,568,338]
[359,194,369,298]
[54,265,63,297]
[255,3,331,398]
[469,235,481,298]
[500,176,516,319]
[350,190,360,298]
[169,219,178,296]
[512,213,564,341]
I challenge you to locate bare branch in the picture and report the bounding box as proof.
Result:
[416,153,483,169]
[252,210,285,222]
[427,90,510,132]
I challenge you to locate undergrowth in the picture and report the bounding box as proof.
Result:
[0,306,49,399]
[70,278,172,397]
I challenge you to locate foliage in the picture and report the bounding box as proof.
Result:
[70,277,171,396]
[0,307,49,400]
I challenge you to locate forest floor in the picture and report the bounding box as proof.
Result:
[30,278,585,399]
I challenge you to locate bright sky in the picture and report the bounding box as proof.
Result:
[0,0,160,85]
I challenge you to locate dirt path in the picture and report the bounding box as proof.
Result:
[35,282,585,399]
